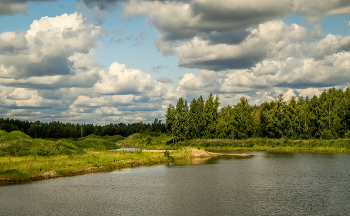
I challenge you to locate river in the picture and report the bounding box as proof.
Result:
[1,151,350,215]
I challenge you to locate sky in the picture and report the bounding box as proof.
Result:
[0,0,350,125]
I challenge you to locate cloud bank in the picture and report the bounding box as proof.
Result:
[1,1,350,124]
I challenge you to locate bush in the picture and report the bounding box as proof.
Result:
[321,130,334,140]
[345,131,350,139]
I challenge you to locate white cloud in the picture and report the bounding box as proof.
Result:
[254,63,279,76]
[170,21,309,70]
[297,88,322,98]
[283,89,296,101]
[0,12,102,79]
[94,62,156,95]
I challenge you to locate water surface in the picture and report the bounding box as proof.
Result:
[1,152,350,215]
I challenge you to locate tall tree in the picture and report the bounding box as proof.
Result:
[216,105,234,139]
[203,93,219,138]
[232,96,255,139]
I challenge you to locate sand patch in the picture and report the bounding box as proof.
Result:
[42,170,59,179]
[87,166,107,172]
[191,149,212,158]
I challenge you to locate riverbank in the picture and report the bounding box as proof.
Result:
[2,130,350,185]
[181,138,350,153]
[0,150,188,185]
[0,148,252,185]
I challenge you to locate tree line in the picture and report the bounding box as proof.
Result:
[0,118,165,139]
[2,87,350,141]
[165,87,350,141]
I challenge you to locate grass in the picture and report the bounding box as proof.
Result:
[0,131,125,157]
[114,133,350,153]
[117,133,178,150]
[2,130,350,185]
[0,150,189,185]
[179,138,350,153]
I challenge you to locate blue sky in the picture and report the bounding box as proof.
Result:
[0,0,350,124]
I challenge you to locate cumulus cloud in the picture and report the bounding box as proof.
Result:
[156,77,173,83]
[254,63,279,76]
[0,1,27,15]
[174,21,308,70]
[122,0,350,73]
[291,0,350,23]
[79,0,123,12]
[0,13,102,79]
[94,62,157,95]
[2,1,350,124]
[123,0,290,41]
[297,88,322,98]
[0,0,58,16]
[0,11,180,124]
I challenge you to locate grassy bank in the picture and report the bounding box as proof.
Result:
[0,130,185,185]
[179,138,350,153]
[116,132,350,153]
[0,149,189,185]
[2,130,350,185]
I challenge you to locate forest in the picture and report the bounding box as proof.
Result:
[0,118,165,139]
[1,87,350,141]
[166,87,350,141]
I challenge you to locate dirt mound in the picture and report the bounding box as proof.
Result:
[42,170,59,179]
[87,166,107,172]
[191,148,212,158]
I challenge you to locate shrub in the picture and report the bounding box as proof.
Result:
[321,130,334,140]
[345,131,350,139]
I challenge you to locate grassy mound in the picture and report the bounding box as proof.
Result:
[0,138,84,157]
[0,130,31,142]
[76,134,124,150]
[117,133,174,149]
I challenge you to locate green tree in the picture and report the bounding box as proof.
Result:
[203,93,219,138]
[174,98,188,142]
[165,104,176,143]
[232,96,255,139]
[216,105,234,139]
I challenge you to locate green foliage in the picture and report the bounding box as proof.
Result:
[0,130,125,157]
[163,150,174,161]
[216,105,234,139]
[76,134,123,150]
[0,117,165,140]
[232,96,254,139]
[321,130,334,140]
[165,87,350,140]
[345,131,350,139]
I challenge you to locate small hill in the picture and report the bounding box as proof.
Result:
[0,130,31,142]
[117,133,142,147]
